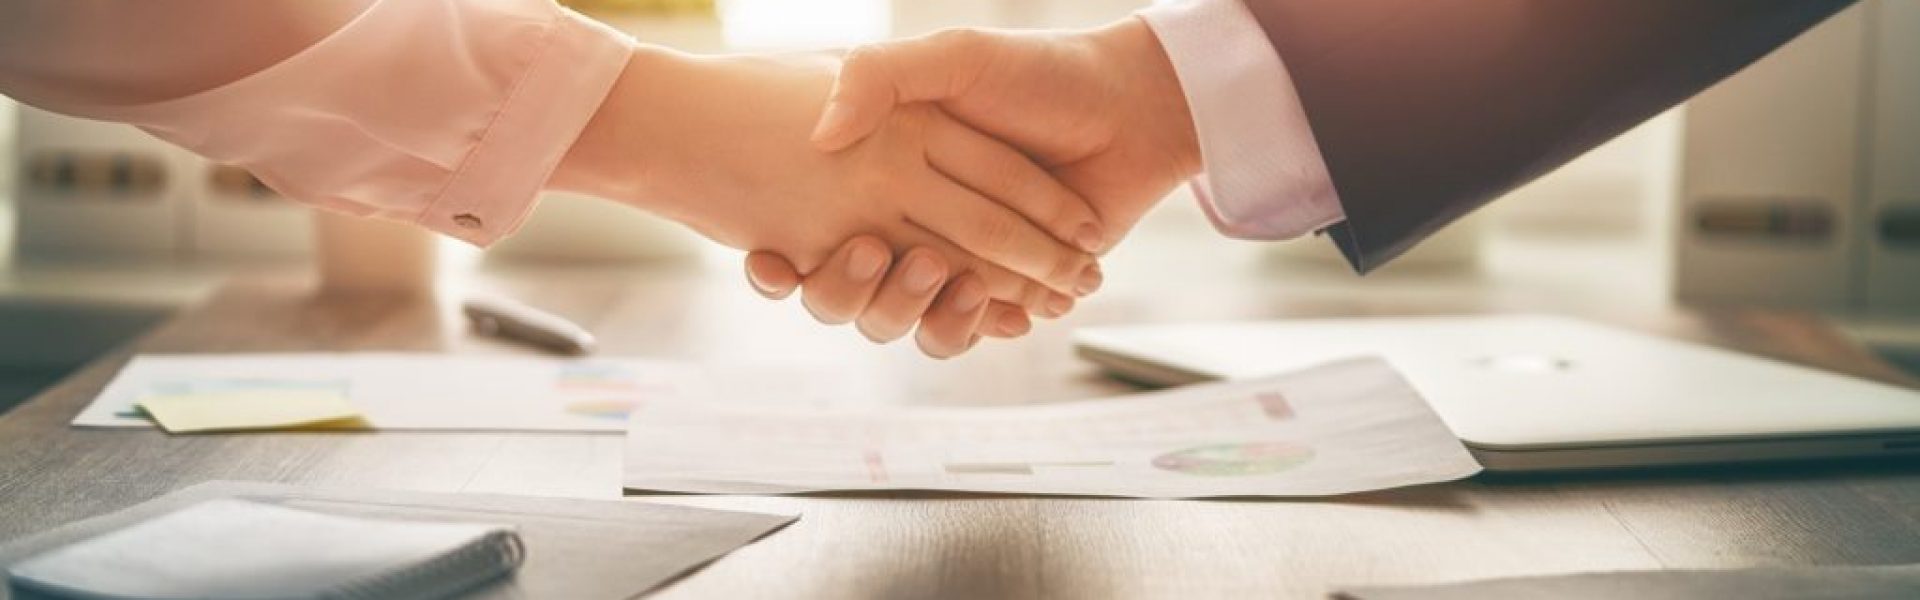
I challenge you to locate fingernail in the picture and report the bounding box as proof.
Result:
[948,280,986,313]
[902,255,943,294]
[1042,293,1074,318]
[1073,223,1104,253]
[1073,265,1103,297]
[846,243,886,281]
[746,271,774,294]
[996,312,1030,336]
[746,270,783,297]
[810,100,852,144]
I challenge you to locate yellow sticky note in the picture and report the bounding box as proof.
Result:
[137,390,367,434]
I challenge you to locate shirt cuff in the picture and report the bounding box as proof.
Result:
[1138,0,1344,241]
[419,7,635,246]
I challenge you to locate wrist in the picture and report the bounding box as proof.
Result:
[548,47,685,215]
[548,49,644,203]
[1090,17,1203,181]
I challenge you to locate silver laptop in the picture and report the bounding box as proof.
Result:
[1073,314,1920,472]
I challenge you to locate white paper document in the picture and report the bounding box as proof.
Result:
[624,357,1484,498]
[77,354,870,433]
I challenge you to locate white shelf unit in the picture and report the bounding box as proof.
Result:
[11,107,312,264]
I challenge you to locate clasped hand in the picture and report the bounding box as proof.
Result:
[739,20,1202,358]
[558,20,1199,359]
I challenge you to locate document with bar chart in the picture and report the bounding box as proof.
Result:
[623,357,1482,498]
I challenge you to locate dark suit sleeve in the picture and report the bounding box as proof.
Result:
[1239,0,1854,273]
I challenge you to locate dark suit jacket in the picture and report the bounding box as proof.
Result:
[1241,0,1854,272]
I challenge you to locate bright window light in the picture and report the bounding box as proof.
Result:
[719,0,891,50]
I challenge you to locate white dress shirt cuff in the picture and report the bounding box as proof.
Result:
[1138,0,1344,241]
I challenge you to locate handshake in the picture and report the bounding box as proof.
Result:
[8,0,1835,359]
[553,19,1203,359]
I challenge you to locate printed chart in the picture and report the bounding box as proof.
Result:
[1151,443,1315,476]
[624,357,1483,498]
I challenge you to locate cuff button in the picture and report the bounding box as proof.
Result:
[452,214,484,229]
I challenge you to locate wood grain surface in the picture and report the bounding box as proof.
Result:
[1,267,1915,600]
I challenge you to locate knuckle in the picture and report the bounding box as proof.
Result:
[1046,190,1094,232]
[840,45,885,76]
[1032,188,1091,242]
[1018,280,1052,313]
[1046,251,1090,288]
[970,213,1023,255]
[997,163,1042,201]
[934,27,989,53]
[976,262,1040,306]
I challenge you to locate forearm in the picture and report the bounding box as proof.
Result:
[0,1,373,108]
[546,49,653,212]
[548,46,842,251]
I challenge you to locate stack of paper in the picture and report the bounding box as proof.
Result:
[623,357,1483,498]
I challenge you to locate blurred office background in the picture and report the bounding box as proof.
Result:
[2,0,1916,410]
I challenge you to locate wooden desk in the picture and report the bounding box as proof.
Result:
[2,268,1917,599]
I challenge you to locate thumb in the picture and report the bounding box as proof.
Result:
[809,46,901,151]
[811,29,993,151]
[743,250,803,300]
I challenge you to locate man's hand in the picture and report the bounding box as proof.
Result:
[813,20,1201,235]
[744,18,1205,357]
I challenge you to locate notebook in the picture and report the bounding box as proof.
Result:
[6,499,522,600]
[0,481,799,600]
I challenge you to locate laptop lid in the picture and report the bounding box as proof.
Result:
[1073,315,1920,453]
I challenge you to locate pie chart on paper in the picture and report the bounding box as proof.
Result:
[1152,442,1315,476]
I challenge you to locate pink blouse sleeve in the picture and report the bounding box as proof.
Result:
[3,0,635,246]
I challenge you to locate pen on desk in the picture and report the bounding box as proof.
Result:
[462,294,597,356]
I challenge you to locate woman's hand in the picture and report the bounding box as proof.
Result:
[744,235,1037,358]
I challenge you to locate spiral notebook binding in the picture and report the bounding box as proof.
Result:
[327,529,526,600]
